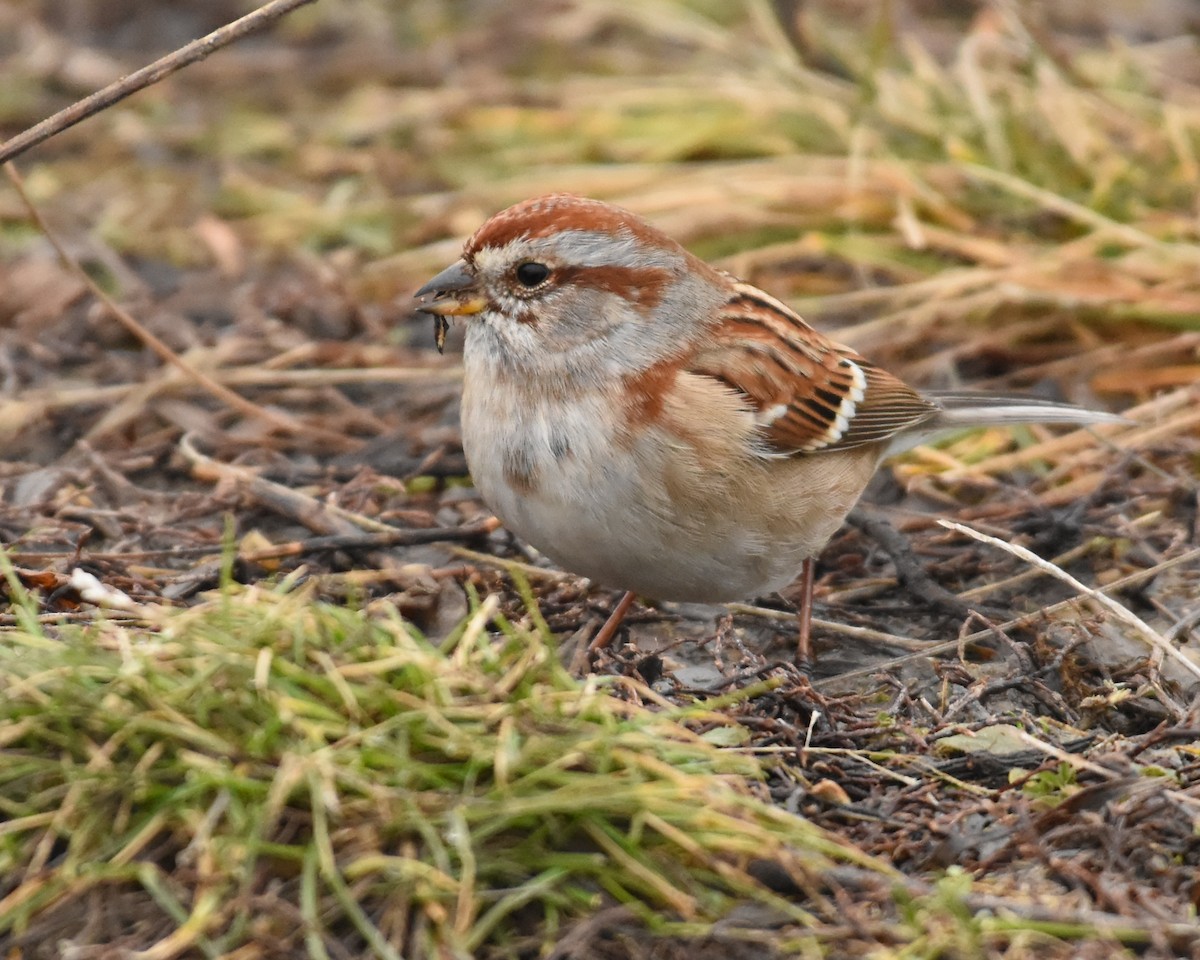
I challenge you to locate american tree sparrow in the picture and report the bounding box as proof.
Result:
[416,195,1123,661]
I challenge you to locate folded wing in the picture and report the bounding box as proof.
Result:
[690,282,939,455]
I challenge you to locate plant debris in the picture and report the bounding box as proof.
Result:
[1,1,1199,957]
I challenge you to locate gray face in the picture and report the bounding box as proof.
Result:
[463,228,724,384]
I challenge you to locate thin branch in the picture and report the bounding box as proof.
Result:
[940,518,1200,685]
[4,163,353,448]
[0,0,319,166]
[821,545,1200,688]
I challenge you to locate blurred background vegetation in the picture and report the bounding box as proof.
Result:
[4,0,1200,404]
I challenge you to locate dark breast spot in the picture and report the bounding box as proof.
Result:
[549,431,573,461]
[502,444,539,494]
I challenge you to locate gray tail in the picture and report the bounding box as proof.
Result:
[928,391,1130,430]
[885,391,1130,456]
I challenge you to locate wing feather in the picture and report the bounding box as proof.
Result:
[689,283,938,455]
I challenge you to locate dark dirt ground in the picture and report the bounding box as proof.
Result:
[2,1,1200,957]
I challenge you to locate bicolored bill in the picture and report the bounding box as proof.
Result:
[413,259,485,354]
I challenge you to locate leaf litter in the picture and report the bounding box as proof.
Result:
[1,1,1199,957]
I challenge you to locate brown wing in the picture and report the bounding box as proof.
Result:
[689,282,939,455]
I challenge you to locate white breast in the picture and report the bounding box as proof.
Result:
[459,348,876,604]
[461,375,671,589]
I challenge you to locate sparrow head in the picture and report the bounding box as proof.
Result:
[414,194,725,371]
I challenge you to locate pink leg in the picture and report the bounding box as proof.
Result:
[588,590,637,655]
[795,557,815,665]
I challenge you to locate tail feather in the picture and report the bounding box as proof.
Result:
[928,391,1130,429]
[884,390,1129,456]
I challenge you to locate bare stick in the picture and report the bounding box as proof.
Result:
[821,545,1200,688]
[0,0,318,166]
[939,518,1200,684]
[3,164,353,446]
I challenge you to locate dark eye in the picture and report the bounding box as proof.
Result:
[514,261,550,288]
